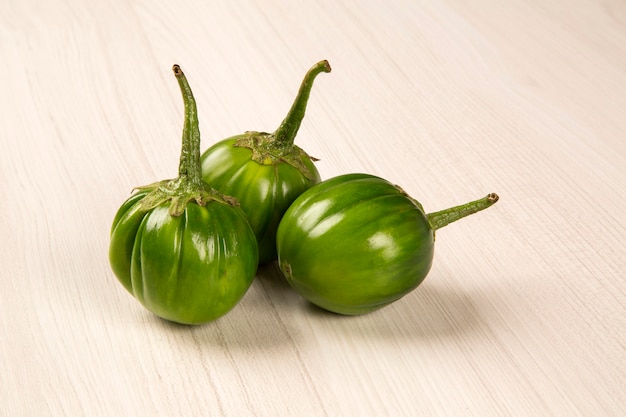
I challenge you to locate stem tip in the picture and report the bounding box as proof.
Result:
[320,60,331,73]
[487,193,499,203]
[172,64,183,77]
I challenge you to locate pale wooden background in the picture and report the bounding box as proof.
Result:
[1,0,624,416]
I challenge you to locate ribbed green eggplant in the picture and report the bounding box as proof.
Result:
[200,60,330,264]
[276,173,499,315]
[109,65,258,325]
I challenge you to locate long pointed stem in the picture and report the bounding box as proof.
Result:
[273,60,331,147]
[427,193,499,231]
[136,65,238,216]
[173,64,203,186]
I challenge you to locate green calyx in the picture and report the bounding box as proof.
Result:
[234,60,331,181]
[234,132,320,181]
[136,65,238,217]
[426,193,500,231]
[135,176,238,217]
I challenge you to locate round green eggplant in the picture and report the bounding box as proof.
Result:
[109,65,258,325]
[276,173,499,315]
[110,197,258,325]
[201,60,330,264]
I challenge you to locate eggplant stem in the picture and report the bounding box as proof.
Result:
[173,64,203,186]
[427,193,499,231]
[273,60,331,148]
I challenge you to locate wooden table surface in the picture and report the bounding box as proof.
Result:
[2,0,624,416]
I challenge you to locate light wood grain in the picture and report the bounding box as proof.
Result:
[1,0,624,416]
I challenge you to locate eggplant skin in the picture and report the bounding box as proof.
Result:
[276,173,434,315]
[200,137,320,264]
[109,195,259,325]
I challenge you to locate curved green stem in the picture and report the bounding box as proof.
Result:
[427,193,499,231]
[273,60,331,147]
[135,65,238,216]
[173,64,203,186]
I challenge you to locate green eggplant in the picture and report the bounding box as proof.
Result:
[200,60,330,264]
[276,173,499,315]
[109,65,258,325]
